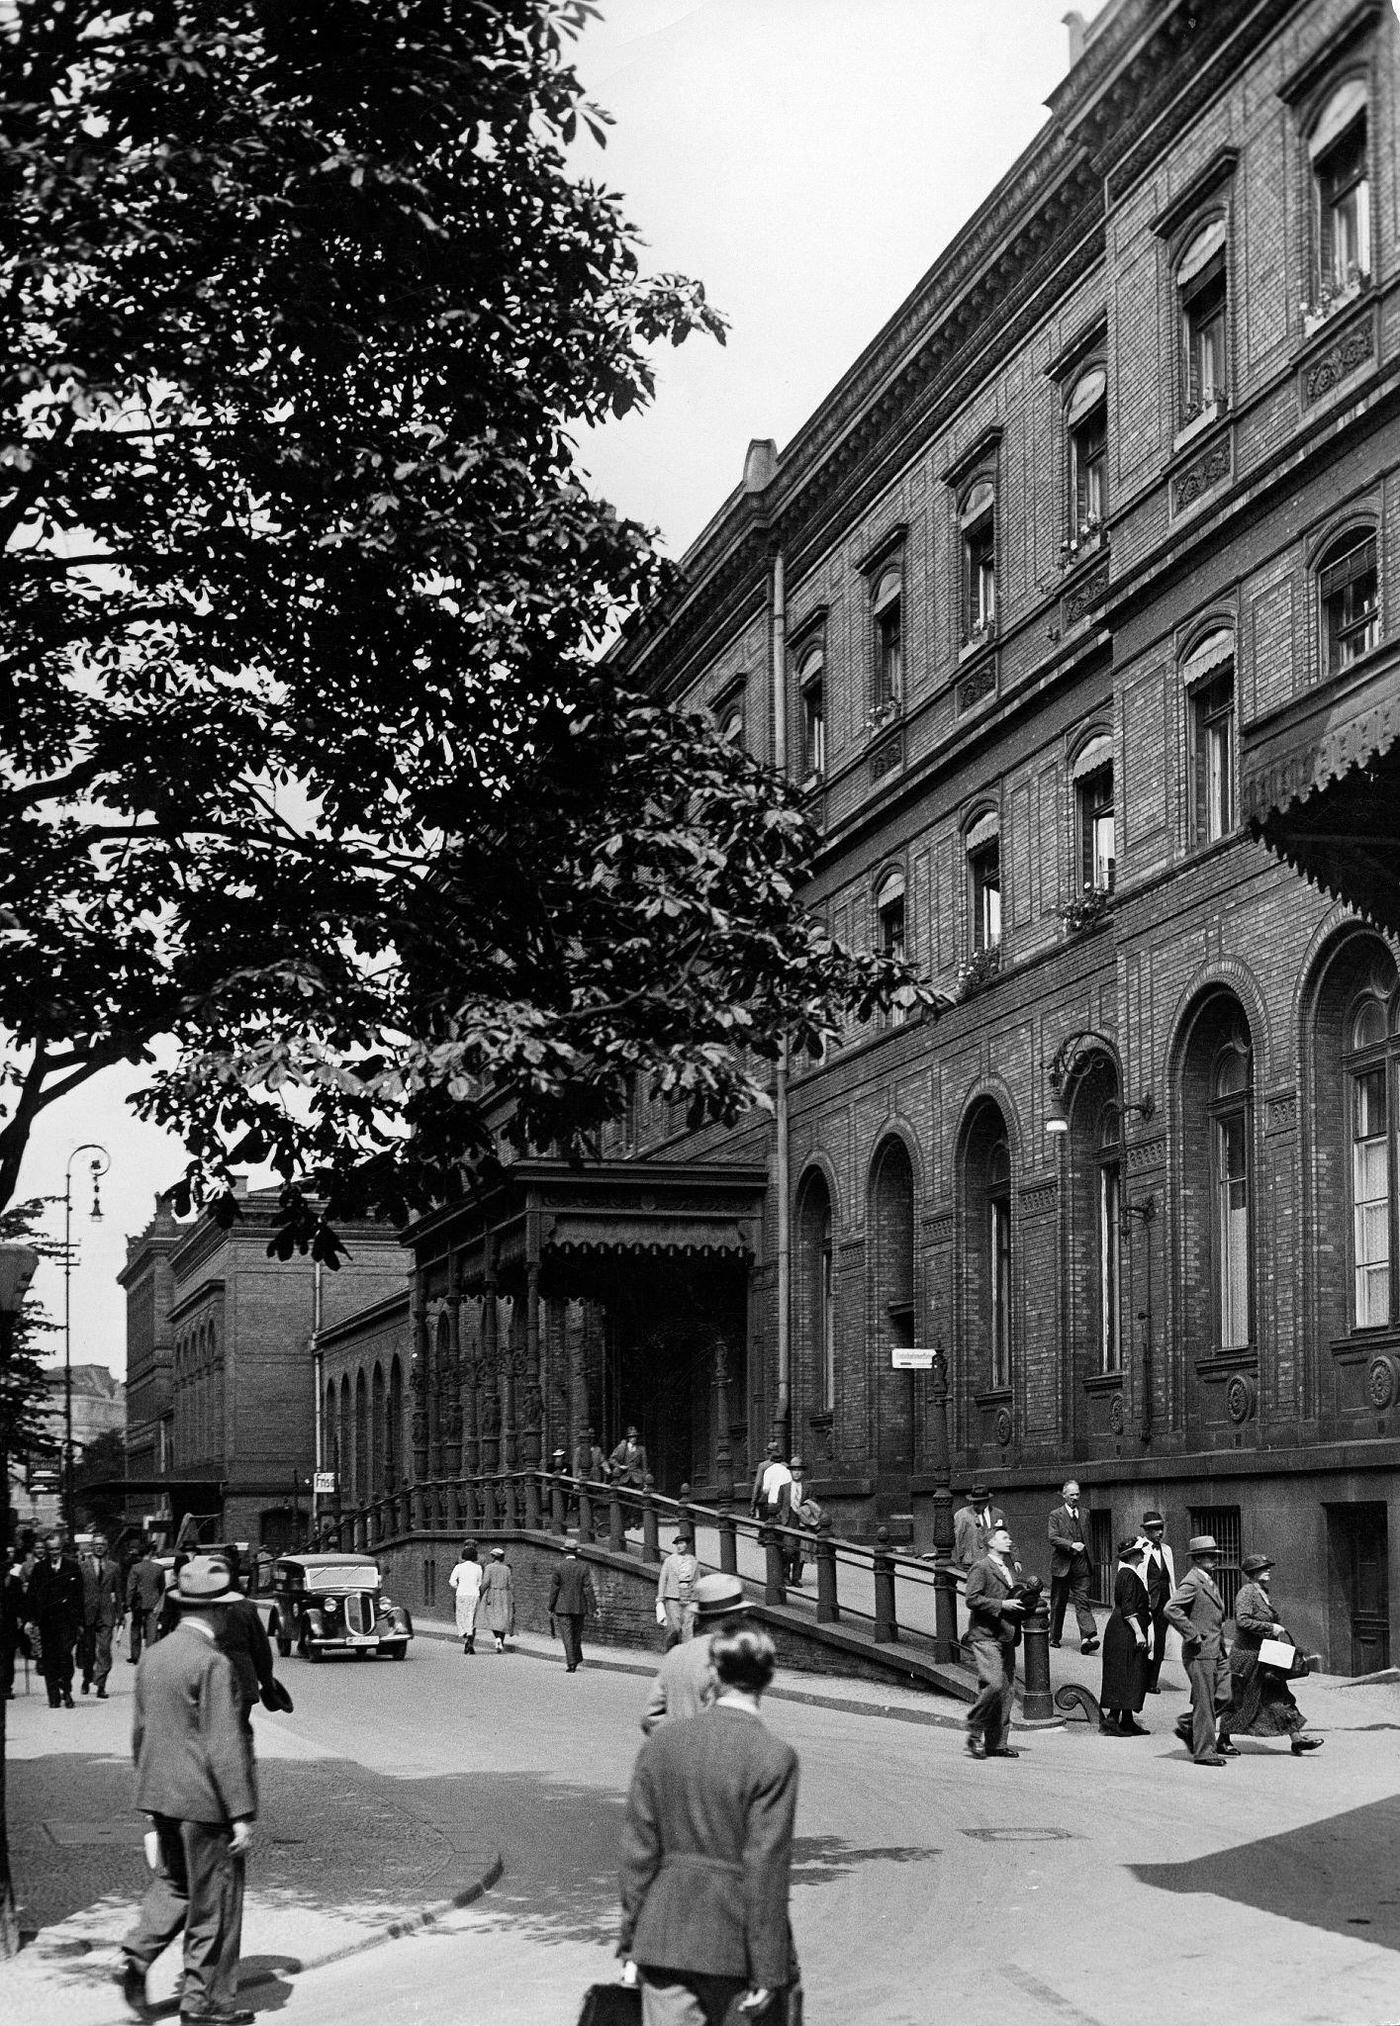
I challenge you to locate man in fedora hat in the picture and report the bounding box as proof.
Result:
[641,1572,749,1733]
[1165,1535,1233,1766]
[1138,1509,1177,1694]
[119,1554,257,2023]
[548,1538,597,1673]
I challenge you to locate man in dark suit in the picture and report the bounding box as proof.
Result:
[127,1539,167,1663]
[1138,1508,1177,1694]
[547,1539,597,1672]
[1165,1533,1233,1767]
[953,1484,1004,1570]
[213,1547,277,1731]
[1047,1479,1099,1654]
[81,1533,125,1698]
[621,1625,798,2025]
[119,1554,257,2024]
[963,1526,1027,1759]
[27,1531,86,1708]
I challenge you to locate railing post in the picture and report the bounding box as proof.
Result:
[461,1476,479,1534]
[933,1558,961,1663]
[873,1527,898,1643]
[717,1507,738,1577]
[398,1484,411,1535]
[1020,1596,1056,1722]
[608,1480,625,1554]
[761,1524,786,1607]
[500,1473,517,1529]
[641,1474,660,1564]
[578,1480,595,1546]
[814,1516,838,1624]
[482,1475,498,1531]
[524,1469,541,1531]
[676,1482,693,1542]
[446,1478,461,1531]
[550,1459,567,1534]
[411,1478,427,1531]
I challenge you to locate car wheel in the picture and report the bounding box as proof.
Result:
[298,1625,319,1663]
[392,1644,407,1661]
[272,1616,291,1660]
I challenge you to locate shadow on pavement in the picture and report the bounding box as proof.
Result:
[790,1837,941,1887]
[1132,1795,1400,1950]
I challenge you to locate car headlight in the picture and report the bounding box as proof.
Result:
[322,1598,339,1616]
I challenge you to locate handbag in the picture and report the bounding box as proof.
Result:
[1257,1635,1307,1677]
[577,1983,643,2026]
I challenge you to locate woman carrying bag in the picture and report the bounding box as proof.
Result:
[1217,1553,1322,1757]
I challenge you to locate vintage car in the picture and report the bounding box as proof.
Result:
[264,1552,413,1662]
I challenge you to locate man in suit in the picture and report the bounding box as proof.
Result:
[1165,1533,1234,1767]
[548,1538,597,1673]
[748,1440,780,1518]
[641,1573,749,1732]
[621,1625,798,2025]
[608,1424,650,1488]
[27,1531,86,1709]
[80,1532,125,1698]
[953,1484,1005,1569]
[119,1554,257,2024]
[963,1525,1027,1759]
[1047,1480,1099,1654]
[213,1547,277,1732]
[1138,1508,1177,1694]
[776,1454,819,1585]
[127,1538,168,1663]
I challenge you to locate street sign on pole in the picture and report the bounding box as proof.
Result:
[890,1347,936,1370]
[313,1470,337,1496]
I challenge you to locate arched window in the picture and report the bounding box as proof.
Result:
[387,1356,404,1493]
[1066,366,1107,536]
[1097,1101,1123,1376]
[1176,218,1228,425]
[340,1374,352,1498]
[1182,628,1236,846]
[871,566,903,710]
[964,1101,1013,1393]
[1211,1034,1253,1351]
[1310,79,1370,300]
[371,1362,387,1493]
[871,1139,916,1471]
[1346,983,1397,1328]
[354,1370,369,1502]
[796,1172,836,1413]
[961,479,996,640]
[798,642,826,778]
[1318,526,1379,674]
[876,868,906,963]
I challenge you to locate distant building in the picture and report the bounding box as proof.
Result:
[120,1181,407,1548]
[13,1364,126,1538]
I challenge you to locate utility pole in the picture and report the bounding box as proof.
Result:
[62,1144,110,1537]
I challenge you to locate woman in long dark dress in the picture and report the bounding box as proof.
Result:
[1100,1538,1150,1735]
[1217,1553,1322,1755]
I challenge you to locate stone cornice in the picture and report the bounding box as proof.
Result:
[1151,145,1240,242]
[1277,0,1385,106]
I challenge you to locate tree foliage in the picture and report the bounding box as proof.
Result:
[0,0,925,1253]
[0,1201,62,1472]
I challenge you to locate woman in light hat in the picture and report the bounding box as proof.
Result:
[1218,1554,1322,1756]
[476,1546,515,1653]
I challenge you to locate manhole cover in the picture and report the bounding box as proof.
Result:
[962,1827,1076,1843]
[43,1821,147,1848]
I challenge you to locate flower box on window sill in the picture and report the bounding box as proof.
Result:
[799,766,824,797]
[1173,393,1229,453]
[866,699,900,737]
[1059,883,1114,937]
[955,944,1002,1001]
[1058,519,1105,568]
[960,619,997,660]
[1301,270,1369,339]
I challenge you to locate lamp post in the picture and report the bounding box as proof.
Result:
[0,1240,41,1958]
[63,1144,110,1538]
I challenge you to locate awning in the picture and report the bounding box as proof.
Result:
[1241,640,1400,934]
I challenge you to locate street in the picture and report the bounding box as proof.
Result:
[9,1622,1400,2026]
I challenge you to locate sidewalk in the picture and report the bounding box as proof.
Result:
[3,1671,500,2026]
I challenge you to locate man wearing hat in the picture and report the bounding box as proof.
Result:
[1164,1535,1233,1766]
[655,1526,700,1647]
[548,1539,598,1673]
[641,1572,749,1732]
[119,1554,257,2024]
[776,1455,820,1585]
[1138,1509,1177,1694]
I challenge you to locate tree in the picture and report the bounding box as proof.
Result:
[0,1,924,1254]
[72,1428,128,1538]
[0,1201,61,1505]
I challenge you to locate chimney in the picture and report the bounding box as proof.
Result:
[1064,10,1087,66]
[742,438,777,495]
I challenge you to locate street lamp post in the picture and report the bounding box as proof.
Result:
[0,1240,41,1958]
[63,1144,110,1538]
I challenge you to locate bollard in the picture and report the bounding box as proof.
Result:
[524,1470,541,1531]
[815,1516,839,1624]
[761,1524,787,1607]
[641,1475,660,1564]
[578,1481,595,1545]
[718,1507,738,1577]
[1020,1597,1057,1723]
[873,1527,898,1643]
[933,1555,961,1663]
[608,1482,625,1554]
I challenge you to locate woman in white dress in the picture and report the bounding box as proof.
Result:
[448,1542,483,1655]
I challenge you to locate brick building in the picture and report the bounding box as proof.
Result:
[393,0,1400,1672]
[120,1182,407,1546]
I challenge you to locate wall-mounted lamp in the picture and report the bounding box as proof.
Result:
[1044,1028,1154,1140]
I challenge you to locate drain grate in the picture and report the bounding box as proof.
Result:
[962,1827,1076,1843]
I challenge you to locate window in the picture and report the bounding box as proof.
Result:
[1079,763,1115,893]
[1211,1037,1252,1351]
[876,870,908,1020]
[1311,83,1370,299]
[989,1135,1012,1390]
[1097,1103,1122,1376]
[1320,529,1379,673]
[819,1199,835,1409]
[1177,221,1228,423]
[1066,367,1107,537]
[715,686,745,745]
[1188,645,1235,846]
[967,815,1001,952]
[871,567,902,710]
[798,645,826,777]
[961,480,996,640]
[1346,988,1396,1330]
[1188,1504,1243,1615]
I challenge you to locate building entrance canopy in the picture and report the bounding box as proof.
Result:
[1242,642,1400,935]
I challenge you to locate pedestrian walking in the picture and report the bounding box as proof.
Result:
[953,1484,1004,1570]
[1138,1508,1177,1693]
[548,1539,597,1672]
[1100,1539,1150,1735]
[608,1423,650,1488]
[573,1427,607,1485]
[1164,1533,1233,1766]
[776,1456,820,1585]
[1047,1479,1099,1653]
[655,1527,699,1648]
[26,1531,86,1709]
[477,1545,514,1652]
[641,1573,750,1732]
[1217,1554,1323,1757]
[748,1439,780,1518]
[80,1532,125,1698]
[3,1547,36,1699]
[118,1554,257,2026]
[448,1541,483,1654]
[620,1625,799,2026]
[212,1548,278,1733]
[963,1525,1027,1760]
[127,1538,167,1663]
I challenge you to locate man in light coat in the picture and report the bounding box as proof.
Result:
[963,1525,1027,1759]
[641,1573,748,1732]
[953,1484,1004,1570]
[548,1539,598,1673]
[1138,1508,1177,1694]
[621,1625,798,2025]
[119,1554,257,2024]
[1164,1532,1233,1767]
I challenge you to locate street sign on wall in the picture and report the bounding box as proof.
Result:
[890,1347,936,1370]
[313,1471,337,1495]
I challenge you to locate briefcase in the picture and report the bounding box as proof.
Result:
[576,1984,642,2026]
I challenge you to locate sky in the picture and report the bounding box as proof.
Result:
[17,0,1102,1385]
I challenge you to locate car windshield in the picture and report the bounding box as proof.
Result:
[302,1565,380,1593]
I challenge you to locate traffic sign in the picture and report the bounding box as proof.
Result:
[890,1347,936,1370]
